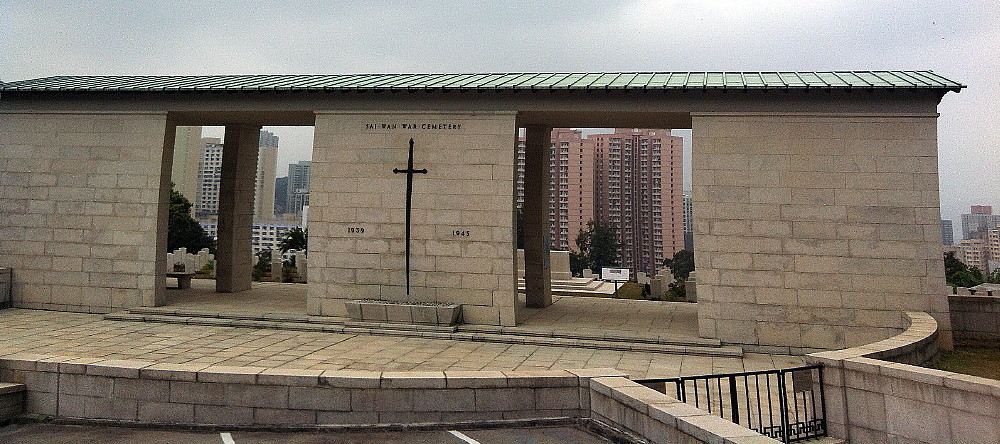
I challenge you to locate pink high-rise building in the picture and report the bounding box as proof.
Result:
[590,129,684,275]
[516,129,595,250]
[516,128,684,275]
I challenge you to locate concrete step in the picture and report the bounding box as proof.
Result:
[106,310,742,358]
[0,382,25,425]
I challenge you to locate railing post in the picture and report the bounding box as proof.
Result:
[729,375,739,424]
[776,370,790,442]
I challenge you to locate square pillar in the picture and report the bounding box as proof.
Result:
[153,121,178,306]
[216,124,261,293]
[523,125,552,308]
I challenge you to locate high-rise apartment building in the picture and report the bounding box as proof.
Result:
[194,138,224,220]
[193,131,280,221]
[255,130,279,220]
[960,238,989,272]
[683,191,694,251]
[590,129,684,275]
[516,129,596,250]
[961,205,1000,240]
[515,128,684,275]
[941,219,954,245]
[286,161,312,217]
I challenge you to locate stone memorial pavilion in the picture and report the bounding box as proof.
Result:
[0,71,964,352]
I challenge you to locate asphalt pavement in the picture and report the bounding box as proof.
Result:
[0,423,613,443]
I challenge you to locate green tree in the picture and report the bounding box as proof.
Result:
[279,227,308,252]
[663,249,695,280]
[987,268,1000,284]
[167,187,214,253]
[575,220,621,274]
[951,267,985,288]
[944,251,966,282]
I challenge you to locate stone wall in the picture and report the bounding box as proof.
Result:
[949,293,1000,346]
[0,354,778,443]
[308,111,518,325]
[0,112,169,313]
[589,376,780,443]
[693,113,950,352]
[807,312,1000,443]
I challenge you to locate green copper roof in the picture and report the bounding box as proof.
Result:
[0,71,964,92]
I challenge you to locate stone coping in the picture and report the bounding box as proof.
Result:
[807,311,938,365]
[808,310,1000,395]
[0,352,621,388]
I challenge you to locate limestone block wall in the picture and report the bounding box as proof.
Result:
[807,312,1000,444]
[0,112,169,312]
[308,111,518,325]
[692,113,950,352]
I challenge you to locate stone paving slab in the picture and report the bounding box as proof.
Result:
[0,309,803,379]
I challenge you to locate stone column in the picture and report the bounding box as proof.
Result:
[523,125,552,308]
[216,124,261,293]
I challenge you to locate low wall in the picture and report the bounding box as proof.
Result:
[588,376,780,444]
[0,355,591,426]
[0,353,778,443]
[807,311,1000,444]
[949,293,1000,346]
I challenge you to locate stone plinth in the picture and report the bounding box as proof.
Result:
[345,300,462,326]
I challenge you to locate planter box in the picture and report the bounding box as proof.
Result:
[345,300,462,326]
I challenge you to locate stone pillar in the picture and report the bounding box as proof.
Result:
[216,124,261,293]
[523,125,552,308]
[296,250,308,282]
[270,249,283,282]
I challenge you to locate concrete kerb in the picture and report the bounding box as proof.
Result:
[0,353,785,443]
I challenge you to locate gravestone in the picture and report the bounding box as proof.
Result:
[296,250,307,282]
[685,271,697,302]
[270,249,283,282]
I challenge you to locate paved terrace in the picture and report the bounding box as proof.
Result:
[0,281,803,379]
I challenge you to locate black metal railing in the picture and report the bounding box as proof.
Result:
[637,365,826,443]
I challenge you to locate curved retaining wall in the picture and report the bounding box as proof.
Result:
[0,353,780,443]
[806,311,1000,444]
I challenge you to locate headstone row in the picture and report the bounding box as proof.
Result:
[166,248,214,275]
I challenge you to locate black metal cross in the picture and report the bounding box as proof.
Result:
[392,138,427,296]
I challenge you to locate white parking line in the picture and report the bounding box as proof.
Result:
[220,432,236,444]
[449,430,482,444]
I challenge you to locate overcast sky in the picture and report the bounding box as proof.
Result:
[2,0,997,229]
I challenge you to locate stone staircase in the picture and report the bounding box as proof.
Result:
[105,307,742,357]
[0,382,25,425]
[516,276,617,294]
